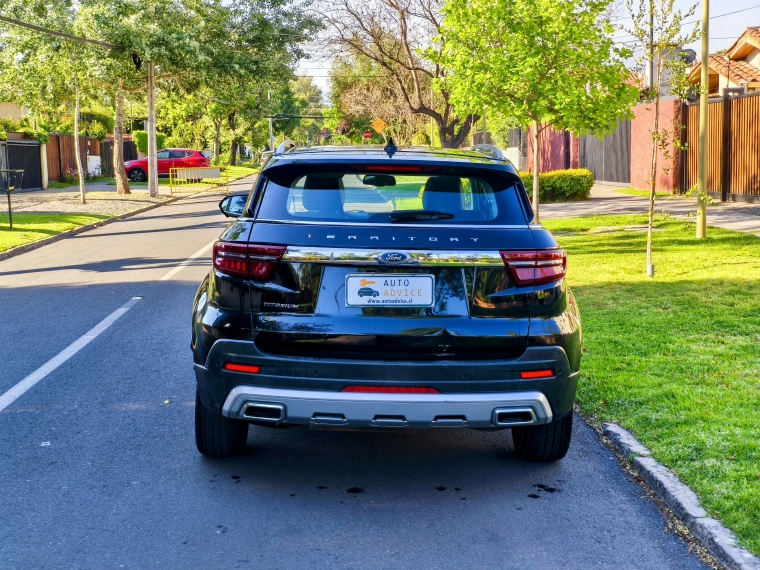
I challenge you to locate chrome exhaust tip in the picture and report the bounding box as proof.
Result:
[492,407,538,427]
[240,402,285,422]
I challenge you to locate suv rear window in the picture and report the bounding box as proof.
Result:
[256,170,528,225]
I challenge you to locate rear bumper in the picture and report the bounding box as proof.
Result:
[195,340,579,426]
[222,386,552,428]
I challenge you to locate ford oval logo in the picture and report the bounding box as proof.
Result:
[378,252,410,264]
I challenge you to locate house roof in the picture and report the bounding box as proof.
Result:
[689,55,760,84]
[726,27,760,60]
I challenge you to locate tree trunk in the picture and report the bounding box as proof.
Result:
[436,114,478,148]
[74,83,86,205]
[228,111,237,166]
[532,119,541,222]
[114,78,131,195]
[213,118,221,162]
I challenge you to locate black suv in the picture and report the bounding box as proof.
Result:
[192,143,581,461]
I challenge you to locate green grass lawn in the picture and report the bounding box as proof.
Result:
[0,213,109,252]
[542,214,760,555]
[613,188,673,198]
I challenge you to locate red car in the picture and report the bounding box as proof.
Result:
[124,149,211,182]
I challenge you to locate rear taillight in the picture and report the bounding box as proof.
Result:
[499,250,567,286]
[213,242,286,280]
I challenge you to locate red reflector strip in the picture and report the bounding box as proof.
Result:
[520,369,554,379]
[341,386,439,394]
[223,363,261,374]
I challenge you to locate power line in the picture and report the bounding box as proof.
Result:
[0,15,125,50]
[609,2,760,24]
[613,3,760,44]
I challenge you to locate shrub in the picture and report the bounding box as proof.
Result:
[0,117,49,143]
[132,130,167,153]
[61,165,98,184]
[62,164,103,184]
[78,120,108,141]
[412,132,430,145]
[80,110,114,133]
[518,169,593,202]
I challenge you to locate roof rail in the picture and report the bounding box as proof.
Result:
[275,139,296,155]
[471,144,505,161]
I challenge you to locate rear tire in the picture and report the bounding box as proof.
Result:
[129,168,146,182]
[195,392,249,457]
[512,411,573,462]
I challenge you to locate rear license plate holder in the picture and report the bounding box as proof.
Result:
[345,273,435,307]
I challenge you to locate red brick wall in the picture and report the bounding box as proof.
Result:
[630,100,682,193]
[525,125,579,173]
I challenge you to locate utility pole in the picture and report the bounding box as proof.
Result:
[482,108,487,143]
[649,9,654,92]
[147,62,158,198]
[696,0,709,238]
[268,90,275,151]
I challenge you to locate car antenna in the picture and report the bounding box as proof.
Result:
[384,138,397,158]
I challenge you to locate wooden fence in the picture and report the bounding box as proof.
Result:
[99,140,138,177]
[682,92,760,202]
[47,135,101,182]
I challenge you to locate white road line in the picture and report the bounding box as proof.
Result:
[0,297,142,413]
[158,239,216,281]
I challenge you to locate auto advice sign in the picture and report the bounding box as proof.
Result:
[345,274,434,307]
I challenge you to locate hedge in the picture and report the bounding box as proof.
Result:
[518,169,594,202]
[132,130,167,154]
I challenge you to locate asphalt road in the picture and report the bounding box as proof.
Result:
[0,188,710,570]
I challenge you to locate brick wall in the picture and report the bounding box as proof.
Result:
[630,100,682,193]
[524,125,579,173]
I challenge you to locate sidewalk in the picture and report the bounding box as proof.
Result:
[22,172,258,197]
[541,184,760,236]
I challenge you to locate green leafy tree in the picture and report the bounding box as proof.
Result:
[82,0,218,194]
[178,0,320,164]
[0,0,98,203]
[436,0,639,220]
[625,0,699,277]
[319,0,478,148]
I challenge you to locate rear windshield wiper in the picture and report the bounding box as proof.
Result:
[389,210,455,223]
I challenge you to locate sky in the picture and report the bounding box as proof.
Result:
[296,0,760,100]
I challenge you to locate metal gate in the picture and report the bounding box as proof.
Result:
[2,140,42,190]
[579,118,631,185]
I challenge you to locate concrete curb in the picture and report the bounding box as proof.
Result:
[602,423,760,570]
[0,196,182,263]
